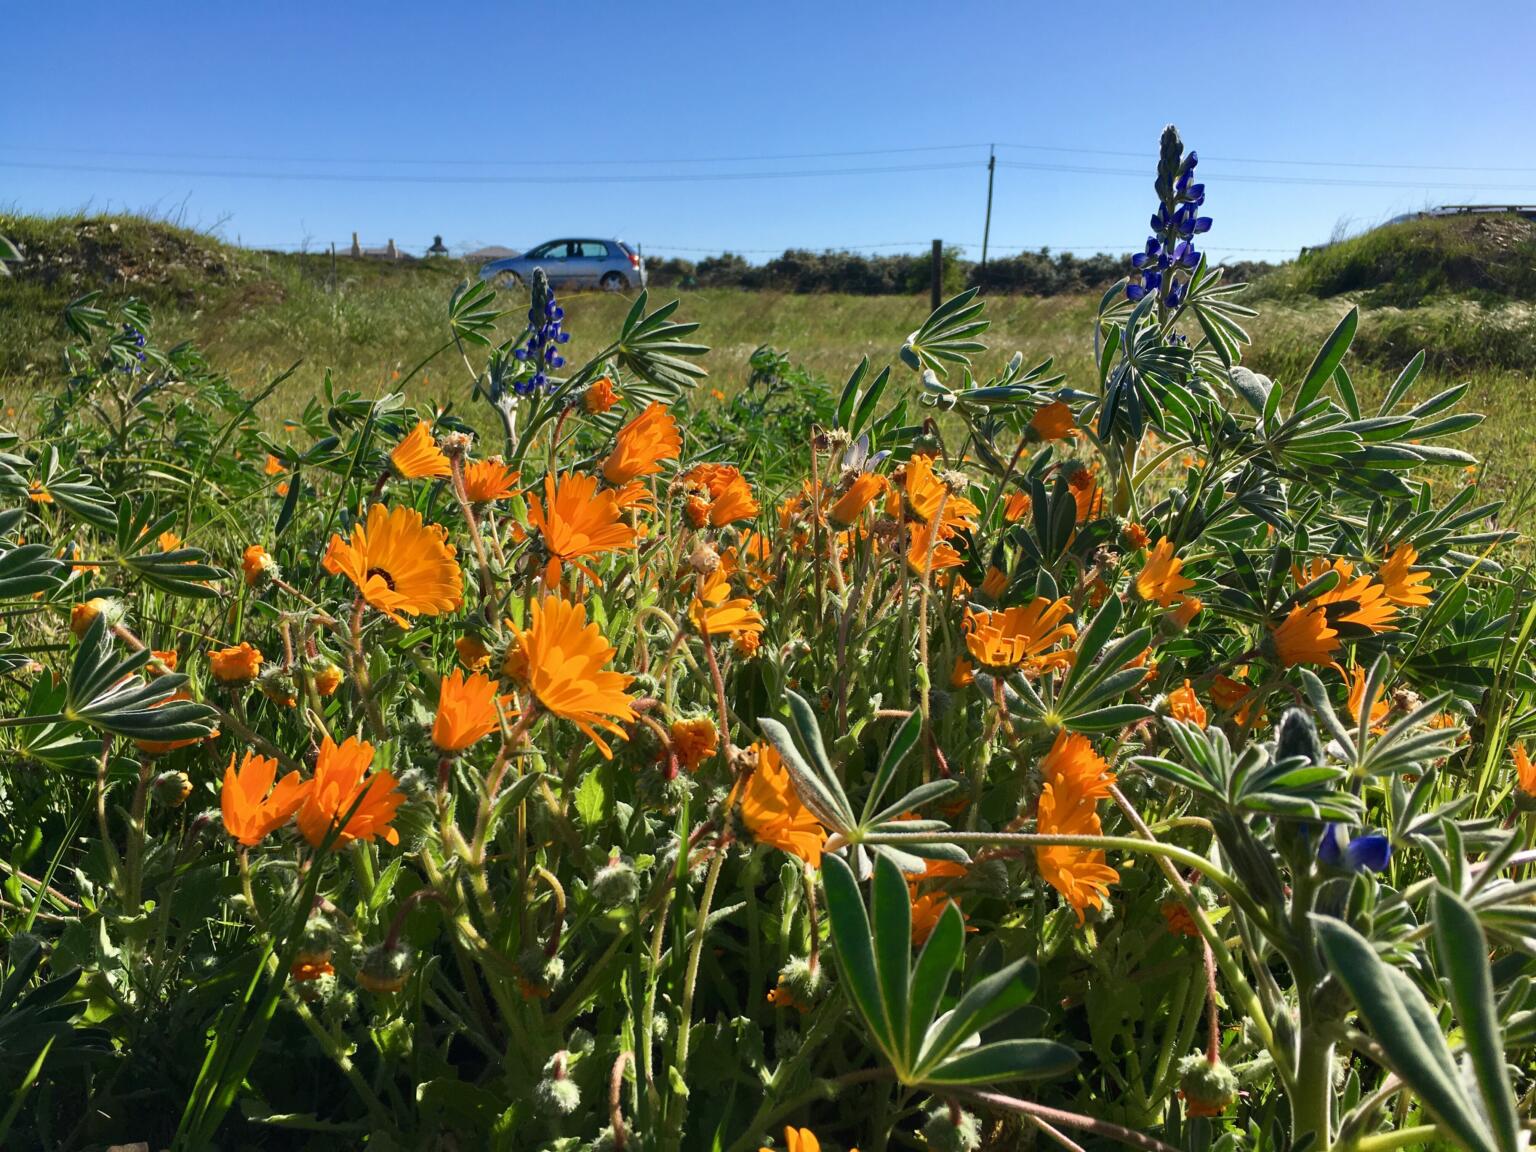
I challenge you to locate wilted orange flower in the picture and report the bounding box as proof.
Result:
[71,598,112,638]
[1123,522,1150,549]
[210,642,263,683]
[313,663,343,696]
[1034,730,1118,923]
[602,402,681,485]
[221,750,308,847]
[1270,603,1340,667]
[150,649,178,674]
[766,980,810,1014]
[1002,490,1032,523]
[291,957,335,982]
[739,743,827,867]
[432,668,502,752]
[1297,557,1398,634]
[1161,900,1201,939]
[1030,400,1078,440]
[963,597,1077,674]
[1068,467,1102,522]
[27,480,52,504]
[1170,596,1203,628]
[827,472,886,527]
[1167,680,1207,727]
[670,716,718,771]
[391,421,451,479]
[584,376,620,414]
[461,458,520,503]
[158,531,181,551]
[733,631,761,659]
[682,464,760,527]
[242,544,275,586]
[324,504,464,627]
[1135,539,1196,607]
[508,594,636,757]
[296,735,403,848]
[1514,745,1536,796]
[1344,665,1389,732]
[1377,543,1432,607]
[264,454,285,476]
[527,471,636,585]
[456,634,491,671]
[690,569,764,638]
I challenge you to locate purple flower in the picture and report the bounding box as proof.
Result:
[1126,125,1212,306]
[1317,825,1392,873]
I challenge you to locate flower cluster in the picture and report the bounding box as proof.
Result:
[1127,125,1210,306]
[513,273,570,395]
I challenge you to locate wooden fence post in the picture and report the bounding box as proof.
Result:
[930,239,942,312]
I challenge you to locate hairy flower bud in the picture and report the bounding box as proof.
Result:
[153,770,193,808]
[923,1104,982,1152]
[1178,1053,1238,1117]
[591,853,639,907]
[357,943,414,994]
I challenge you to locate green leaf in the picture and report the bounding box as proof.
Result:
[822,854,892,1053]
[1294,306,1358,412]
[1431,888,1520,1151]
[573,769,606,828]
[1313,914,1495,1152]
[861,709,924,823]
[921,1039,1079,1086]
[909,902,964,1055]
[871,856,914,1065]
[65,617,217,742]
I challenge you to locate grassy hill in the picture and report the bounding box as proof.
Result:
[2,210,1532,521]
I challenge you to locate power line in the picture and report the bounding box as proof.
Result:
[0,158,976,184]
[7,137,1536,176]
[995,159,1536,193]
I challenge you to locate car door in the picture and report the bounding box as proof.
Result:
[530,241,576,287]
[567,240,607,289]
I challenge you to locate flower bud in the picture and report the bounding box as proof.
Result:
[312,660,344,697]
[591,854,639,907]
[71,597,124,638]
[242,544,279,590]
[1178,1053,1238,1117]
[153,770,193,808]
[357,943,414,994]
[688,539,720,575]
[922,1104,982,1152]
[256,666,297,707]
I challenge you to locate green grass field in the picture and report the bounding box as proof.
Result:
[3,211,1532,522]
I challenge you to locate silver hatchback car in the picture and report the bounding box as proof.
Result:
[478,238,646,292]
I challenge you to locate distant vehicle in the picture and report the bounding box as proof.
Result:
[478,239,645,292]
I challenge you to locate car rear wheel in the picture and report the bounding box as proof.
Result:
[600,272,628,292]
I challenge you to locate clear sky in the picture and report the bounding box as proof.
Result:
[4,1,1534,263]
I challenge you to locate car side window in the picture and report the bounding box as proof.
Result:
[577,241,610,259]
[531,242,568,261]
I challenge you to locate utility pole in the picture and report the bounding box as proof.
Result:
[981,144,996,266]
[930,239,943,312]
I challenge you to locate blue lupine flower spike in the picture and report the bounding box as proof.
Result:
[1126,124,1211,307]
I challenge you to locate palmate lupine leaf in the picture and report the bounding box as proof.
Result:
[1314,903,1510,1152]
[65,616,217,741]
[0,542,64,601]
[448,279,505,348]
[758,691,963,877]
[900,288,989,377]
[112,494,228,598]
[609,291,709,394]
[822,854,1076,1088]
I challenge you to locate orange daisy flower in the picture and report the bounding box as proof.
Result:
[221,750,308,847]
[980,565,1008,600]
[1376,543,1432,607]
[1002,489,1033,523]
[526,471,636,585]
[506,594,636,757]
[896,455,978,532]
[456,634,491,671]
[1135,538,1196,607]
[391,421,451,479]
[963,597,1077,674]
[157,531,181,552]
[1170,596,1203,628]
[681,464,760,527]
[739,742,827,868]
[827,472,886,527]
[1514,744,1536,797]
[1034,730,1119,923]
[323,504,464,627]
[264,453,285,476]
[210,642,263,683]
[1297,557,1398,634]
[1030,400,1078,441]
[1344,664,1389,732]
[432,668,502,753]
[461,458,520,504]
[242,544,276,586]
[1270,602,1339,667]
[690,569,765,638]
[296,735,403,849]
[602,402,681,486]
[903,519,963,576]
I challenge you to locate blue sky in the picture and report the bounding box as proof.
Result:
[5,1,1534,263]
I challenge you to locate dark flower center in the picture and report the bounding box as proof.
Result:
[366,567,397,590]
